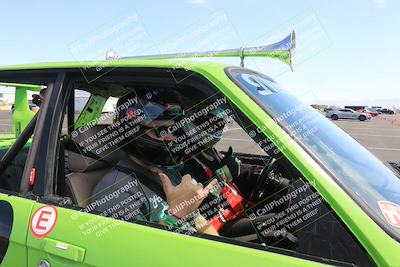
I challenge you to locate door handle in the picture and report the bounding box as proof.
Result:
[40,238,85,262]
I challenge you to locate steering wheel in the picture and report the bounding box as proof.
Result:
[250,157,278,202]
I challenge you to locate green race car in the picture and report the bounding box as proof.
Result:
[0,32,399,267]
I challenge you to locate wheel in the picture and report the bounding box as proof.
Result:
[359,115,366,121]
[331,114,338,120]
[250,157,277,202]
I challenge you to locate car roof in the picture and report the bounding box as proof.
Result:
[0,58,230,72]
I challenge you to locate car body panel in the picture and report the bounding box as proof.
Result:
[357,109,379,117]
[25,203,330,267]
[0,194,34,267]
[0,58,227,72]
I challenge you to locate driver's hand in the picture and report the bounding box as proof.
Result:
[159,173,217,219]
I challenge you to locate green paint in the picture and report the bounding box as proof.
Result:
[0,83,42,138]
[13,87,35,137]
[74,95,107,129]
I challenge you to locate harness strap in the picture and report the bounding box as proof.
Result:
[192,157,213,179]
[114,165,166,201]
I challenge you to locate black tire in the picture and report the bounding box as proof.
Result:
[331,114,339,120]
[359,115,366,121]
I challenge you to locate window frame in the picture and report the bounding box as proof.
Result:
[0,70,62,196]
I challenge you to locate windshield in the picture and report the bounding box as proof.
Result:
[226,67,400,237]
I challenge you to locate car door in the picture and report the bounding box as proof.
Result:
[338,109,350,119]
[28,202,339,267]
[348,109,358,119]
[0,83,45,267]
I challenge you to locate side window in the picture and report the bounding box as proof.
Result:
[0,85,42,192]
[62,89,90,133]
[52,74,373,267]
[98,96,118,125]
[75,90,91,115]
[215,120,268,156]
[58,89,91,195]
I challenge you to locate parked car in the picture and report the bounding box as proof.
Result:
[357,107,379,117]
[377,108,395,115]
[326,108,372,121]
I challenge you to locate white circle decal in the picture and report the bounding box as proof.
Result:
[30,206,58,238]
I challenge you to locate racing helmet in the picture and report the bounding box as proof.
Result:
[115,89,188,166]
[182,98,232,155]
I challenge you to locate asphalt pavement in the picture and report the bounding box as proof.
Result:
[0,111,12,135]
[333,114,400,163]
[218,114,400,164]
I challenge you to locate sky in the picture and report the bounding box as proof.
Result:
[0,0,398,106]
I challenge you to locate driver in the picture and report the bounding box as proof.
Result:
[90,89,218,235]
[176,97,294,243]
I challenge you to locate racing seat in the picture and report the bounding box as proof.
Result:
[66,152,111,208]
[65,125,124,208]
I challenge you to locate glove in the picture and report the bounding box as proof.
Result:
[219,146,241,182]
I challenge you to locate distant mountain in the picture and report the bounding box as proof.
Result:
[319,98,400,109]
